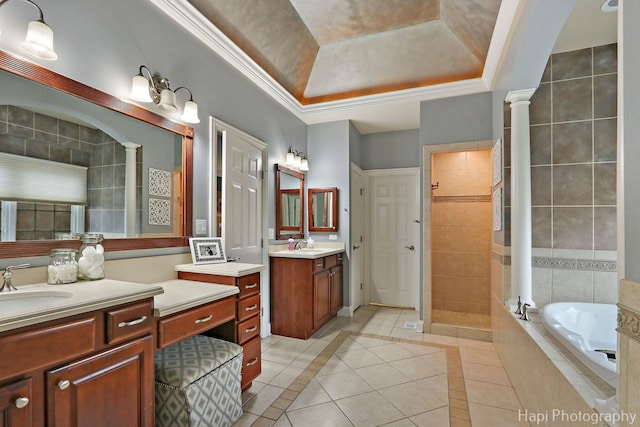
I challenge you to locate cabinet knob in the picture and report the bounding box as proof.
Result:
[14,397,29,409]
[58,380,70,390]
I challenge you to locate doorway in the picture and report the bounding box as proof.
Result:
[428,147,493,335]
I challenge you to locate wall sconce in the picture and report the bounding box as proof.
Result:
[0,0,58,60]
[285,147,309,171]
[129,65,200,124]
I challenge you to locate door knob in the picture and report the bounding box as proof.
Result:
[352,245,360,250]
[405,245,415,251]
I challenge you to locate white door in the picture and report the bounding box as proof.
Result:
[368,168,420,308]
[350,163,364,311]
[213,119,266,265]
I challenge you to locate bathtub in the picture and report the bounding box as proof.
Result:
[540,302,617,387]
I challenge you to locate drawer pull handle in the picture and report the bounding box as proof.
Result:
[58,380,70,390]
[316,263,323,267]
[195,315,213,324]
[245,325,258,333]
[245,304,258,311]
[15,397,29,409]
[246,358,259,367]
[244,283,258,289]
[118,316,147,328]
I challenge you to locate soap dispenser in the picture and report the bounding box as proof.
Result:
[306,236,315,249]
[288,237,295,251]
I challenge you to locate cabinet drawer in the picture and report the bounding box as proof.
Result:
[237,273,260,298]
[105,300,153,345]
[324,255,338,269]
[241,336,261,390]
[236,316,260,345]
[0,377,32,425]
[312,258,325,273]
[237,294,260,323]
[0,317,96,380]
[157,297,235,349]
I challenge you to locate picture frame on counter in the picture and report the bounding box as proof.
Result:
[189,237,227,264]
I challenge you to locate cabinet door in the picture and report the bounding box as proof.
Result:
[330,264,343,316]
[0,378,32,427]
[313,269,331,329]
[47,335,154,427]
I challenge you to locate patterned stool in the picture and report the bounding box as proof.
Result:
[154,335,243,427]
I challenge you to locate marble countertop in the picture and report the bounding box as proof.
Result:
[151,279,239,317]
[268,242,345,259]
[174,262,265,277]
[0,279,164,333]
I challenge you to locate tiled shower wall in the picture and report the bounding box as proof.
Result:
[0,105,135,238]
[432,150,492,315]
[503,43,618,306]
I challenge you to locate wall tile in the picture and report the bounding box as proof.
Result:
[593,44,617,74]
[58,119,80,140]
[594,74,617,119]
[8,106,34,127]
[24,140,50,160]
[34,113,58,134]
[593,271,618,304]
[594,118,617,161]
[551,269,594,302]
[553,164,593,205]
[540,58,552,83]
[552,121,592,164]
[532,207,552,248]
[530,125,551,165]
[49,144,72,164]
[531,166,551,206]
[594,163,616,205]
[530,82,551,125]
[503,129,511,167]
[0,105,7,122]
[532,267,552,306]
[552,47,592,80]
[503,101,511,128]
[553,207,593,250]
[553,78,592,122]
[594,207,617,250]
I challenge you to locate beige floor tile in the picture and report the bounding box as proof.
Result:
[269,364,305,388]
[288,378,332,411]
[416,374,449,403]
[232,411,260,427]
[457,338,496,352]
[285,401,353,427]
[336,390,405,426]
[360,323,394,335]
[458,347,502,367]
[243,384,286,416]
[465,379,522,411]
[336,336,366,353]
[410,406,451,427]
[355,363,412,389]
[316,369,374,400]
[382,419,418,427]
[336,347,385,369]
[261,346,303,365]
[397,341,445,356]
[367,343,416,362]
[462,362,512,386]
[272,415,292,426]
[422,333,459,346]
[351,335,392,348]
[256,360,289,384]
[241,380,266,405]
[317,354,351,376]
[468,403,525,427]
[378,380,448,417]
[390,327,424,340]
[390,351,447,380]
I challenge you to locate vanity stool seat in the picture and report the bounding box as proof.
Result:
[154,335,243,427]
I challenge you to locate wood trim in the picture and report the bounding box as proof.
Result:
[0,49,194,257]
[275,164,305,240]
[308,187,338,232]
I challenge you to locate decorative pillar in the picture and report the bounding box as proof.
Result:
[506,88,536,309]
[121,142,140,237]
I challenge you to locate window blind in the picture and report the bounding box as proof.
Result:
[0,152,88,204]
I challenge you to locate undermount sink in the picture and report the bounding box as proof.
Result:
[0,290,74,314]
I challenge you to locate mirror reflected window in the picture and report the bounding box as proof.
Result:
[308,187,338,232]
[275,164,304,240]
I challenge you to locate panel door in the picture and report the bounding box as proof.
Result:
[0,378,32,427]
[313,270,331,330]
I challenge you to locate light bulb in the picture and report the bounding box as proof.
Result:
[21,20,58,61]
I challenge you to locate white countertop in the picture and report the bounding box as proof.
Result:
[151,279,239,317]
[174,262,265,277]
[268,242,345,259]
[0,279,164,333]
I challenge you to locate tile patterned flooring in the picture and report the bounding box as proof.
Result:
[234,306,528,427]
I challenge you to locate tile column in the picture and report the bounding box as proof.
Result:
[121,142,140,237]
[506,89,536,309]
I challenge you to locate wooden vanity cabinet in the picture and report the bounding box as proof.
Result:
[176,271,262,391]
[0,299,155,427]
[271,252,344,339]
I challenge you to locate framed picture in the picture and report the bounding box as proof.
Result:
[189,237,227,264]
[493,187,502,231]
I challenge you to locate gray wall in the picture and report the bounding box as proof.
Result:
[361,129,419,170]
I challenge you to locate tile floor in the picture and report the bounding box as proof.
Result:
[234,306,529,427]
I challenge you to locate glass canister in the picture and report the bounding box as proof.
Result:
[47,249,78,284]
[77,233,105,280]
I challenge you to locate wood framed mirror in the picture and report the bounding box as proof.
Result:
[308,187,338,232]
[0,50,193,259]
[275,164,304,240]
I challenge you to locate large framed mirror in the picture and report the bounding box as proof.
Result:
[308,187,338,232]
[0,50,193,259]
[275,164,304,240]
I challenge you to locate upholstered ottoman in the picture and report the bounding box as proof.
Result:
[154,335,244,427]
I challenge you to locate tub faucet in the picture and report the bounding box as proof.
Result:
[294,240,305,250]
[520,303,531,321]
[1,264,30,292]
[515,296,522,315]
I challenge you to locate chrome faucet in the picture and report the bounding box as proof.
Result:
[1,264,30,292]
[294,240,305,250]
[520,303,531,321]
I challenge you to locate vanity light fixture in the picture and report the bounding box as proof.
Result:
[0,0,58,60]
[285,147,309,171]
[129,65,200,124]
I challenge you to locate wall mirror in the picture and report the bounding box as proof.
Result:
[0,50,193,259]
[275,164,304,240]
[308,187,338,232]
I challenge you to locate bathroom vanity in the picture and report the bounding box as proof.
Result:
[269,247,344,339]
[0,280,163,427]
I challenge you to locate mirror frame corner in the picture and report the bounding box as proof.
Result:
[308,187,338,232]
[275,163,305,240]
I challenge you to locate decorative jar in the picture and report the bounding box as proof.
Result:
[47,248,78,284]
[77,233,105,280]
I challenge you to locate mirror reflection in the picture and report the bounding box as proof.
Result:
[308,187,338,232]
[275,164,304,239]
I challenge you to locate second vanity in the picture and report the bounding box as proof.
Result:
[269,244,345,339]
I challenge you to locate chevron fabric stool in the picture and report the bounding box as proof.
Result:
[154,335,244,427]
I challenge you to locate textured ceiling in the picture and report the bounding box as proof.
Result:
[186,0,502,104]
